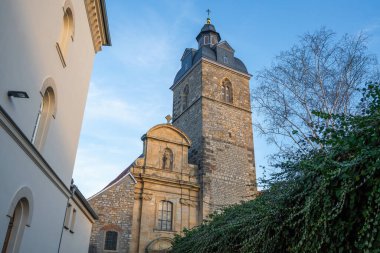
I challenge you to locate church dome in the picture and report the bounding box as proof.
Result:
[200,23,217,33]
[196,18,221,46]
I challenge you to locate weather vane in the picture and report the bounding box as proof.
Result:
[206,9,211,24]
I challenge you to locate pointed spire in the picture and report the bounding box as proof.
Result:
[206,9,211,24]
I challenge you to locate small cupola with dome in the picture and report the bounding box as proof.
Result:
[196,16,221,48]
[172,11,249,86]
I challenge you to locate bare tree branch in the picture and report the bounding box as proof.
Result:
[252,27,379,151]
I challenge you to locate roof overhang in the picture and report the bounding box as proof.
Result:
[71,185,98,222]
[170,57,252,90]
[84,0,111,53]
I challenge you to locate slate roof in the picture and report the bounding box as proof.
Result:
[173,23,249,85]
[196,23,221,41]
[102,154,143,190]
[104,164,133,189]
[173,44,249,84]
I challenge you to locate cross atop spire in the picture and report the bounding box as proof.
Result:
[206,9,211,24]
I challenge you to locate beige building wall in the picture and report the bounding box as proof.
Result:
[89,124,200,253]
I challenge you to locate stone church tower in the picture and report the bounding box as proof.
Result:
[88,17,257,253]
[171,17,257,218]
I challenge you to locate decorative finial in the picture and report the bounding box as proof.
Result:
[206,9,211,24]
[165,115,172,124]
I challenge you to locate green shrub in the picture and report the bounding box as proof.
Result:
[172,83,380,253]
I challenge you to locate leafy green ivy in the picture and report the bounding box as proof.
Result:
[172,83,380,253]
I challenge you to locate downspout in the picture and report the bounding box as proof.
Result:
[57,180,76,253]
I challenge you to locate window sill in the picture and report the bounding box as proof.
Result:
[153,229,176,234]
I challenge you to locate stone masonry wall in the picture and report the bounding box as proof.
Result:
[172,63,203,166]
[173,59,257,218]
[201,60,256,214]
[88,176,135,253]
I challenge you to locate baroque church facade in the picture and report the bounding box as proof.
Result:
[88,17,257,253]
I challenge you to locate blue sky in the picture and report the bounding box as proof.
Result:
[73,0,380,197]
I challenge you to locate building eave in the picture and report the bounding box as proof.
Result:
[170,57,252,91]
[99,0,111,46]
[88,170,137,201]
[72,185,99,222]
[84,0,111,53]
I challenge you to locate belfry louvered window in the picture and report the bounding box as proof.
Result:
[221,79,233,103]
[157,201,173,231]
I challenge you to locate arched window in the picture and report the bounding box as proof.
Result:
[211,35,217,45]
[2,198,29,253]
[157,201,173,231]
[162,148,173,170]
[223,55,228,64]
[221,79,233,103]
[226,86,231,102]
[181,85,189,111]
[57,3,74,67]
[204,35,210,45]
[104,231,118,251]
[31,87,55,150]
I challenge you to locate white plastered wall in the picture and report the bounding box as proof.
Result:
[0,128,68,252]
[0,0,103,252]
[0,0,96,187]
[59,200,94,253]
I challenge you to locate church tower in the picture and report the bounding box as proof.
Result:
[171,17,257,218]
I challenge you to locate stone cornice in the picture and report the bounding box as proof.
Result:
[172,95,252,123]
[84,0,111,53]
[134,173,200,191]
[170,57,251,90]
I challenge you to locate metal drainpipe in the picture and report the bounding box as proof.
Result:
[57,181,76,253]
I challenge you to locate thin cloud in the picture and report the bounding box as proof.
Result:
[84,82,164,128]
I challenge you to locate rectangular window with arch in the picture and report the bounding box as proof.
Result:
[63,203,72,229]
[69,208,76,233]
[104,231,118,251]
[157,201,173,231]
[204,35,210,45]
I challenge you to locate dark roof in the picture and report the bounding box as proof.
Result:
[172,22,250,86]
[103,162,134,189]
[72,185,98,220]
[233,57,248,73]
[173,43,249,85]
[192,46,217,64]
[196,23,221,41]
[201,23,216,32]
